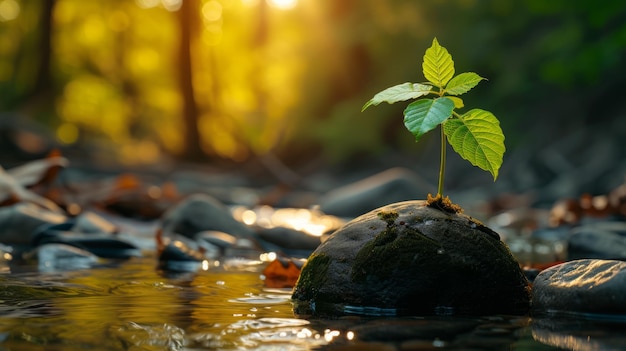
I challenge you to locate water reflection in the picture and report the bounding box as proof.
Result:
[0,258,300,350]
[532,316,626,351]
[1,257,625,350]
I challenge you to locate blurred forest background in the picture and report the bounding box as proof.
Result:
[1,0,625,195]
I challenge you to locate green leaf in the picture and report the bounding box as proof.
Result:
[447,96,464,108]
[443,109,505,180]
[403,97,455,142]
[362,82,432,111]
[422,38,454,88]
[445,72,485,96]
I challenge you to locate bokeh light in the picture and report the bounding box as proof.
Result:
[267,0,297,10]
[0,0,19,22]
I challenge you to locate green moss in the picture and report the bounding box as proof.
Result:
[351,225,440,283]
[377,210,399,227]
[294,253,331,297]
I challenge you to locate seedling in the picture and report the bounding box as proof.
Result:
[363,38,505,198]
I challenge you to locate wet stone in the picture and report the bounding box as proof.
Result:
[160,193,256,240]
[71,211,118,234]
[194,230,237,259]
[0,203,66,246]
[568,221,626,260]
[256,226,321,258]
[32,224,141,259]
[532,259,626,315]
[318,168,432,218]
[157,235,207,272]
[292,200,531,317]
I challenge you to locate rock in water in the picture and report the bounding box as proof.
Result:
[160,194,256,240]
[292,200,530,317]
[532,259,626,315]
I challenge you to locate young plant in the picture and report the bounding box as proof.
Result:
[362,38,505,198]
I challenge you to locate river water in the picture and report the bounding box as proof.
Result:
[0,204,625,350]
[1,254,625,350]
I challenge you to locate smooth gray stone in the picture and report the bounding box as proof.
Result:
[318,168,432,218]
[532,259,626,315]
[0,203,66,246]
[160,194,256,240]
[568,222,626,260]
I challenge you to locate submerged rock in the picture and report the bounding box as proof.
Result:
[24,243,99,271]
[292,199,530,317]
[532,259,626,315]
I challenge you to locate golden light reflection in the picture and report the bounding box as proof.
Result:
[551,260,621,288]
[232,206,344,237]
[202,0,222,22]
[324,329,340,342]
[533,329,600,351]
[267,0,298,10]
[0,0,19,22]
[161,0,182,12]
[241,209,257,225]
[241,0,261,7]
[135,0,160,9]
[259,252,277,262]
[135,0,181,11]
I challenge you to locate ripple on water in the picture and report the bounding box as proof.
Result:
[228,293,292,305]
[225,318,330,350]
[108,321,185,350]
[229,317,310,330]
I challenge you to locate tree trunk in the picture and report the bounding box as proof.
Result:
[33,0,54,97]
[15,0,55,114]
[177,0,204,161]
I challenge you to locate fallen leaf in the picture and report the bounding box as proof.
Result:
[262,257,304,288]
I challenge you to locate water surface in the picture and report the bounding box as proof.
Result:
[1,256,624,350]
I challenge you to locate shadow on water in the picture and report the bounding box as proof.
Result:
[0,257,624,350]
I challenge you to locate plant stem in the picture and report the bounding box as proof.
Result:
[437,124,446,197]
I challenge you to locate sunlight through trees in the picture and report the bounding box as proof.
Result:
[0,0,624,166]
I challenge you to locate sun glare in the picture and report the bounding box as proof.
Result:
[267,0,297,10]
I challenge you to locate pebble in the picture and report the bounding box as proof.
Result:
[532,259,626,315]
[0,202,66,246]
[159,194,257,241]
[568,221,626,260]
[318,168,432,218]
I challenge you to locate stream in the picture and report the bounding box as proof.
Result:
[2,252,625,350]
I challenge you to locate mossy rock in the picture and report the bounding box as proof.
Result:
[292,200,530,317]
